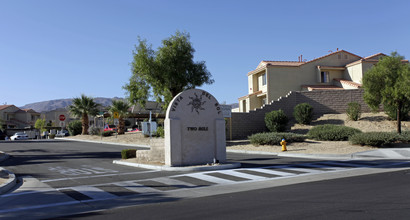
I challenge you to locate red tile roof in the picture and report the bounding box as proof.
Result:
[333,78,362,88]
[249,50,363,76]
[0,105,14,111]
[301,85,344,91]
[363,53,386,60]
[238,90,263,100]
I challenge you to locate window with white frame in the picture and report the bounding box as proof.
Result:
[320,71,329,83]
[262,73,266,86]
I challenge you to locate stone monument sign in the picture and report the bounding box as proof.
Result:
[165,89,226,166]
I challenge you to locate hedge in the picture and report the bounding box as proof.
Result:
[307,124,362,141]
[349,132,400,147]
[121,149,136,159]
[249,132,305,146]
[102,130,115,137]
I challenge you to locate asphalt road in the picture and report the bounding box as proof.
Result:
[1,140,409,219]
[57,169,410,220]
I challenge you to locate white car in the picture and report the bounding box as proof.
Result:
[55,130,69,137]
[10,132,29,140]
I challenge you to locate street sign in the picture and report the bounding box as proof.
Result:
[113,112,119,119]
[59,121,65,127]
[59,115,66,121]
[114,119,119,126]
[221,105,232,118]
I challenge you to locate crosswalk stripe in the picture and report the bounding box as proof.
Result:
[223,170,269,181]
[114,181,162,194]
[153,177,197,188]
[69,186,117,200]
[253,168,297,176]
[185,173,236,184]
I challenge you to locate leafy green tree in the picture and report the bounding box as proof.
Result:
[68,94,100,135]
[34,118,46,132]
[124,31,214,109]
[109,100,130,134]
[67,120,82,136]
[362,52,410,133]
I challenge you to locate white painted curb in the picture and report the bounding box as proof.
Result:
[113,160,241,171]
[61,138,150,149]
[0,168,16,194]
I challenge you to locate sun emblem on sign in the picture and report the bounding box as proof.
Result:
[187,93,206,114]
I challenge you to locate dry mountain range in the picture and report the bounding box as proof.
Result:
[19,97,124,113]
[20,98,240,113]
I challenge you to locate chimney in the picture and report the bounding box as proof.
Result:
[337,48,339,51]
[301,55,303,62]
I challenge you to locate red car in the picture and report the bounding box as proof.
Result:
[104,124,117,132]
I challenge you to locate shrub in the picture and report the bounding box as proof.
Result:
[293,103,313,125]
[67,120,82,136]
[249,132,305,146]
[307,124,362,141]
[88,125,101,135]
[346,102,361,121]
[384,104,410,121]
[121,149,136,159]
[398,131,410,143]
[265,110,288,132]
[156,126,164,138]
[102,130,114,137]
[349,132,400,147]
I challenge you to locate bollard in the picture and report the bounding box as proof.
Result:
[280,138,287,152]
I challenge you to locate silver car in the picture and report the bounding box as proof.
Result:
[10,132,29,140]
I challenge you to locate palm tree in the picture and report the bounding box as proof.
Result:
[109,100,131,134]
[68,94,100,135]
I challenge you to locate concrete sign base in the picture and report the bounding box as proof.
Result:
[165,89,226,166]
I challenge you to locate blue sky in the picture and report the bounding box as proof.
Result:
[1,0,409,107]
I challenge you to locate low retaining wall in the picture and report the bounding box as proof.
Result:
[227,89,372,140]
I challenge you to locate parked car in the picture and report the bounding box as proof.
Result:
[104,124,117,132]
[10,132,29,140]
[130,128,141,132]
[55,130,69,137]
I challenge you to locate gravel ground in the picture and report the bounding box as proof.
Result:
[67,112,409,155]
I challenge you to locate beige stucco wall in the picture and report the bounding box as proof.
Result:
[345,63,363,83]
[266,51,361,103]
[0,106,20,121]
[247,75,253,94]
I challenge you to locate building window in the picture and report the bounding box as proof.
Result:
[262,73,266,86]
[321,71,329,83]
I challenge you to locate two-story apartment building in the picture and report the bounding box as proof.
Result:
[0,105,41,129]
[238,50,386,112]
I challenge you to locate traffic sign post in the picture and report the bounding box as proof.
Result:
[113,112,119,119]
[114,119,119,126]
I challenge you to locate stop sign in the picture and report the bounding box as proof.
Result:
[59,115,66,121]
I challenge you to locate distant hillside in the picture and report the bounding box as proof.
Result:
[20,97,124,113]
[229,103,239,109]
